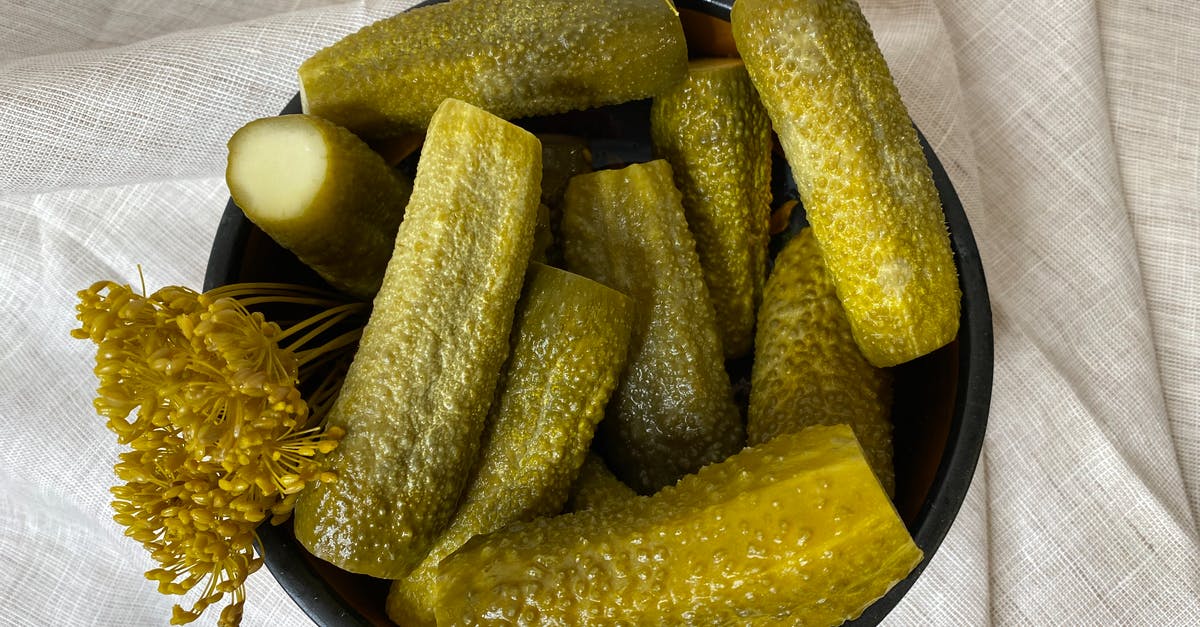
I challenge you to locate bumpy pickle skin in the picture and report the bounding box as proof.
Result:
[385,263,635,626]
[299,0,687,141]
[750,228,895,495]
[435,425,923,625]
[731,0,961,367]
[562,160,744,494]
[564,452,637,513]
[291,98,542,579]
[650,58,772,359]
[226,114,412,300]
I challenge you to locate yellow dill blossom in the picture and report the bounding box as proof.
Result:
[73,280,365,626]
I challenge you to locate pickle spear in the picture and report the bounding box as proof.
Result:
[562,159,744,494]
[226,114,412,299]
[750,228,895,495]
[564,452,636,513]
[386,263,634,626]
[650,58,772,358]
[435,425,923,625]
[732,0,961,367]
[299,0,687,141]
[292,98,542,579]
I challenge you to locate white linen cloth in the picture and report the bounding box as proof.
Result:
[1,0,1197,624]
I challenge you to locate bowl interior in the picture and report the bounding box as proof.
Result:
[204,2,992,625]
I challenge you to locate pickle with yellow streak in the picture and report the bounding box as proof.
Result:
[435,425,922,625]
[292,98,541,579]
[732,0,960,367]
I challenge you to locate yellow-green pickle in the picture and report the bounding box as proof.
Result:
[435,425,924,625]
[299,0,688,141]
[750,227,895,495]
[291,98,542,579]
[226,114,413,299]
[650,58,773,359]
[386,263,635,626]
[562,159,744,494]
[732,0,961,367]
[564,452,637,513]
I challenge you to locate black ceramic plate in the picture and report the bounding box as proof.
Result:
[204,1,992,624]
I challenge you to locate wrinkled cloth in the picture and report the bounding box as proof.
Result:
[1,1,1197,625]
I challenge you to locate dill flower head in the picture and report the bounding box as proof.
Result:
[74,280,364,626]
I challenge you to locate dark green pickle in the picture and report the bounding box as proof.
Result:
[537,135,593,265]
[291,99,542,579]
[562,159,744,494]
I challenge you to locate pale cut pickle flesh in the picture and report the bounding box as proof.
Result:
[386,263,635,626]
[291,98,542,579]
[750,228,895,495]
[732,0,961,367]
[226,114,412,299]
[299,0,688,141]
[435,425,923,625]
[650,58,773,359]
[562,159,744,495]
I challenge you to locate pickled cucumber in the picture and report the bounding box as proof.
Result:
[299,0,688,141]
[291,98,542,579]
[750,228,895,495]
[650,58,772,358]
[435,425,923,625]
[538,135,593,265]
[386,263,634,626]
[539,135,593,210]
[732,0,961,367]
[531,203,553,264]
[565,452,636,513]
[226,114,412,299]
[562,159,744,494]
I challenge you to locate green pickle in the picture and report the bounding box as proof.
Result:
[562,159,744,494]
[732,0,961,367]
[565,452,636,513]
[750,228,895,495]
[299,0,687,141]
[650,58,773,358]
[539,135,593,210]
[291,98,542,579]
[531,203,553,264]
[226,114,412,299]
[386,263,635,626]
[435,425,924,625]
[538,135,593,265]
